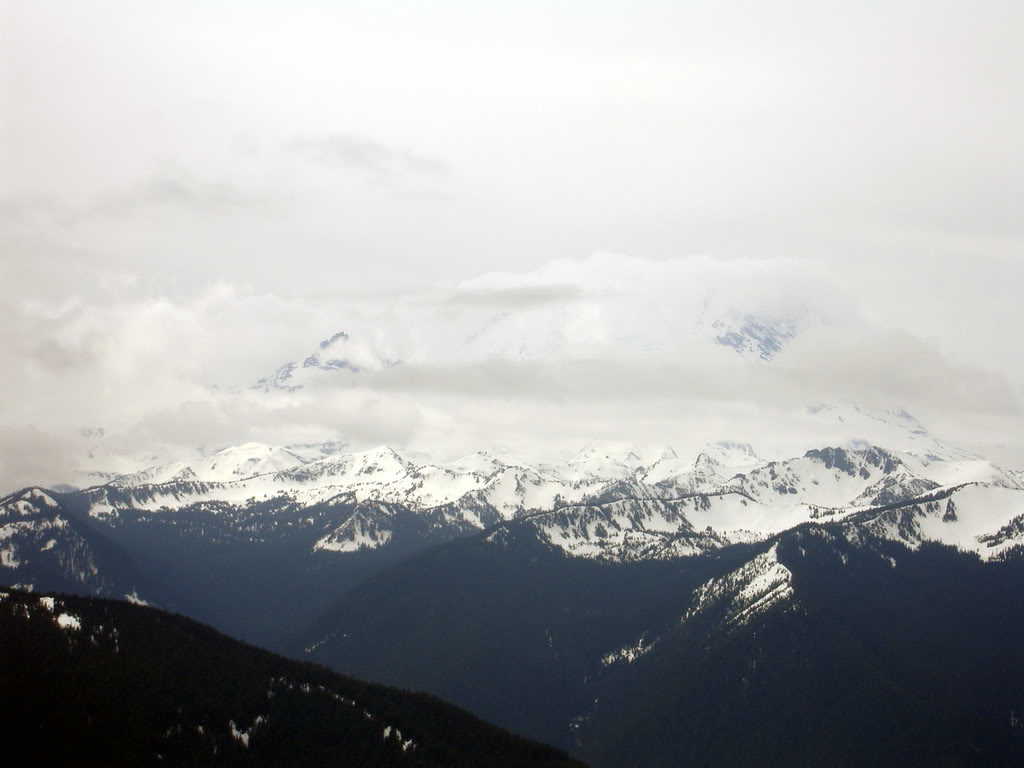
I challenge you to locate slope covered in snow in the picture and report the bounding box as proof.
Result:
[844,482,1024,561]
[683,542,795,629]
[59,435,1024,566]
[111,443,309,488]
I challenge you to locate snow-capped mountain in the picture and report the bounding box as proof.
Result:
[449,301,816,364]
[721,446,926,508]
[109,443,310,488]
[296,479,1024,767]
[804,403,979,467]
[0,488,66,573]
[551,442,654,483]
[640,441,762,489]
[236,255,835,379]
[66,428,321,492]
[22,433,1021,571]
[5,434,1024,767]
[0,487,131,596]
[5,404,1023,639]
[709,314,802,360]
[252,331,398,392]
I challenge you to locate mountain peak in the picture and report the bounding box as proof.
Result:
[710,313,803,361]
[569,441,645,467]
[319,330,350,350]
[252,331,397,393]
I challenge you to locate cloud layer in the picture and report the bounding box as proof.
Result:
[2,251,1022,492]
[2,3,1023,488]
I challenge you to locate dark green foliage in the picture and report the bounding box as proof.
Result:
[292,522,1024,767]
[578,531,1024,767]
[25,491,456,651]
[10,482,1024,766]
[0,589,584,767]
[297,521,757,750]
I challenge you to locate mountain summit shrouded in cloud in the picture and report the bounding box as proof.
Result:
[2,2,1023,491]
[1,250,1023,492]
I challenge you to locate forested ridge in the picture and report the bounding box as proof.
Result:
[0,588,584,767]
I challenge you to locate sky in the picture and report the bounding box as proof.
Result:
[2,1,1023,489]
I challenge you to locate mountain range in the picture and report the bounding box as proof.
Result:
[3,406,1023,764]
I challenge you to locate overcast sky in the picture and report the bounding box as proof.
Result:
[2,1,1023,489]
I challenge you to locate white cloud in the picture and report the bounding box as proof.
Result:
[2,3,1023,488]
[2,250,1022,493]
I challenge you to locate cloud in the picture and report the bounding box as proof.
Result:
[3,3,1023,490]
[292,333,1019,422]
[95,171,262,215]
[444,284,584,309]
[0,426,82,493]
[287,134,448,178]
[2,239,1023,492]
[456,252,856,322]
[0,195,77,229]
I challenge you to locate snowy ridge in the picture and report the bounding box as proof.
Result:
[1,488,61,518]
[313,502,395,552]
[57,437,1024,565]
[843,482,1024,560]
[722,446,919,508]
[1,488,72,571]
[805,404,983,467]
[111,443,308,487]
[0,487,136,591]
[528,492,735,561]
[683,542,795,629]
[640,441,761,489]
[18,416,1024,570]
[111,462,197,488]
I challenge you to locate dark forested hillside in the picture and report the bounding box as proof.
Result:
[296,522,1024,766]
[0,487,454,651]
[0,588,584,767]
[580,533,1024,767]
[7,480,1024,766]
[295,521,759,748]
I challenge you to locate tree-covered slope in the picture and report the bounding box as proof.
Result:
[580,532,1024,766]
[296,521,758,749]
[0,588,584,767]
[295,520,1024,766]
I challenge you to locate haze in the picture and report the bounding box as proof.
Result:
[2,1,1022,490]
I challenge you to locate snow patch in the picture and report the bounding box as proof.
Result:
[601,633,657,667]
[229,716,265,749]
[0,543,19,568]
[314,507,393,553]
[685,542,795,629]
[27,489,59,508]
[382,725,414,751]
